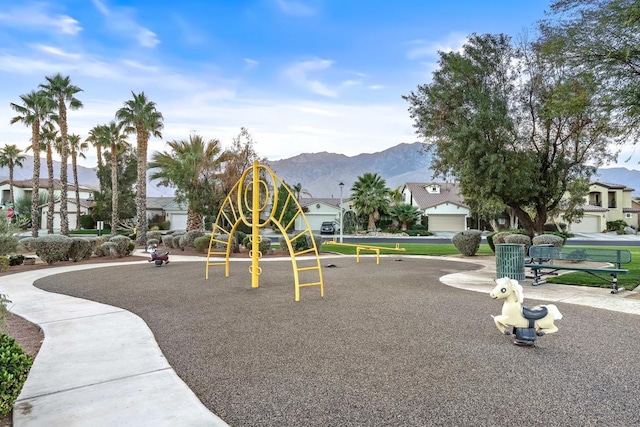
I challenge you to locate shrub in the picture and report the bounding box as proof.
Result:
[93,237,107,255]
[34,235,73,265]
[215,234,239,252]
[68,238,93,262]
[79,214,95,229]
[504,233,532,256]
[0,334,34,416]
[0,235,19,256]
[172,235,184,250]
[307,234,323,252]
[162,235,174,248]
[100,241,117,257]
[194,235,211,253]
[532,234,565,247]
[146,239,159,248]
[18,237,36,253]
[179,230,204,250]
[0,257,9,273]
[451,229,482,256]
[109,235,132,258]
[146,231,163,242]
[243,236,272,253]
[606,220,627,232]
[8,254,25,266]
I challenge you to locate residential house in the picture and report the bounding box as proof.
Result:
[294,198,354,233]
[0,178,94,208]
[401,182,470,232]
[564,182,640,233]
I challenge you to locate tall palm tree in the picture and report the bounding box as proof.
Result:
[100,122,129,236]
[39,124,58,234]
[10,90,55,237]
[40,73,83,236]
[116,91,164,245]
[149,134,227,231]
[69,133,88,229]
[85,126,104,169]
[0,144,26,207]
[350,172,389,231]
[86,125,108,193]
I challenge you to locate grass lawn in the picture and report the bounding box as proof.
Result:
[320,242,640,291]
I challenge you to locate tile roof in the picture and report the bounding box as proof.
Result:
[592,181,634,192]
[403,182,468,209]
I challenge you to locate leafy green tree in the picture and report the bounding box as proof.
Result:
[388,203,423,230]
[0,144,26,207]
[350,172,389,231]
[541,0,640,139]
[271,183,299,231]
[404,33,619,237]
[149,134,228,231]
[10,90,55,237]
[69,133,88,229]
[40,73,83,236]
[221,127,263,194]
[116,91,164,245]
[92,146,137,227]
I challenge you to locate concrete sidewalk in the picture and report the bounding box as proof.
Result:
[1,254,639,426]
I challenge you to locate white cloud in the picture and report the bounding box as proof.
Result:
[33,44,81,59]
[407,33,467,60]
[91,0,159,48]
[283,59,338,97]
[244,58,260,68]
[0,2,82,35]
[274,0,316,16]
[369,85,384,90]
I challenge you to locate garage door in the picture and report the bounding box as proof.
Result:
[169,213,188,231]
[570,215,599,233]
[428,214,466,232]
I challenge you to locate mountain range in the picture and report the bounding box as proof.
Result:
[2,143,640,198]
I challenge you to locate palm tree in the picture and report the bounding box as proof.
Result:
[39,124,58,234]
[350,172,389,231]
[388,203,423,230]
[10,90,55,237]
[40,73,83,236]
[69,133,88,229]
[149,134,227,231]
[0,144,26,207]
[86,125,108,193]
[100,122,129,236]
[116,91,164,245]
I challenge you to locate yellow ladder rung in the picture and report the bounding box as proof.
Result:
[296,265,321,272]
[207,251,227,256]
[298,282,322,288]
[293,248,315,256]
[207,262,227,266]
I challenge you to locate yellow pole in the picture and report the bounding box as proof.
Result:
[251,160,260,288]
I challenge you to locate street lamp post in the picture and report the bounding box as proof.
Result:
[339,182,344,243]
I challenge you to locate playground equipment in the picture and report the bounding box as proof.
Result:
[490,277,563,346]
[322,241,405,265]
[205,160,324,302]
[148,248,170,266]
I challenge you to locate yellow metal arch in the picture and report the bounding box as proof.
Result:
[205,160,324,301]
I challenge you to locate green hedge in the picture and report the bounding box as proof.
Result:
[0,334,34,416]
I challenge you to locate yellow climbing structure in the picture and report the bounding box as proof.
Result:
[205,160,324,301]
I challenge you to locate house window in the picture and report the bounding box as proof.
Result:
[607,192,616,208]
[625,213,632,219]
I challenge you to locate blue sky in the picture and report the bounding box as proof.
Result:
[1,0,635,169]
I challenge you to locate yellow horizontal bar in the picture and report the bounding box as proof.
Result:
[298,282,322,288]
[323,242,406,252]
[296,266,320,272]
[293,248,315,256]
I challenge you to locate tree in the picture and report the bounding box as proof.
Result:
[69,133,88,229]
[10,90,55,237]
[116,91,164,245]
[350,172,389,231]
[0,144,26,207]
[39,124,58,234]
[221,127,262,194]
[86,125,106,191]
[92,146,137,228]
[149,134,228,231]
[40,73,83,236]
[541,0,640,139]
[388,203,423,230]
[404,33,620,237]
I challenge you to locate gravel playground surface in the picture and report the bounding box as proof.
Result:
[34,257,640,427]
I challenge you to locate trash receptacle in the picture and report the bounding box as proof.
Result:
[496,243,525,281]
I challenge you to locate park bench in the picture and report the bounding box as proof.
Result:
[525,245,632,293]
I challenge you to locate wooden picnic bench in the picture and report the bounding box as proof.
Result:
[525,245,632,294]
